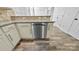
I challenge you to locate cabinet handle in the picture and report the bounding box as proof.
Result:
[8,34,13,41]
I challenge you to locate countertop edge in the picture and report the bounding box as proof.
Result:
[0,21,55,27]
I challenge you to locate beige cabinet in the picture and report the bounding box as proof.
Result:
[0,29,13,51]
[2,24,20,47]
[16,23,33,39]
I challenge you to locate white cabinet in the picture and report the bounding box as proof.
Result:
[16,23,33,39]
[2,24,20,46]
[0,29,13,51]
[6,29,20,46]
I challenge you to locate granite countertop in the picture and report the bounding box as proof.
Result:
[0,20,55,27]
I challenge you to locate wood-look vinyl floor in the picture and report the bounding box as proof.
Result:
[14,26,79,51]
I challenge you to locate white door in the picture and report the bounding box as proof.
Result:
[68,9,79,39]
[60,8,79,33]
[16,23,33,39]
[0,29,13,51]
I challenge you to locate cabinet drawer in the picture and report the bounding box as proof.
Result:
[2,24,16,32]
[17,23,31,27]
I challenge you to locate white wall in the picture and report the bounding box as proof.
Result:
[11,7,54,16]
[34,7,50,16]
[53,7,79,40]
[12,7,31,16]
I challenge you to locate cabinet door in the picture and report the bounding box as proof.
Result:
[16,23,32,39]
[2,24,20,46]
[6,29,20,46]
[0,29,13,51]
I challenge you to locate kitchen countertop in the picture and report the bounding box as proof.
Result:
[0,20,55,27]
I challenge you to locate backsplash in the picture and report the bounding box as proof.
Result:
[0,7,15,21]
[11,16,51,21]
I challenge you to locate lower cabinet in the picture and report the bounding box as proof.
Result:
[16,23,33,39]
[0,29,13,51]
[2,24,21,48]
[16,23,48,39]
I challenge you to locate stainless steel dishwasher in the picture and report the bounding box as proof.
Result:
[33,23,48,39]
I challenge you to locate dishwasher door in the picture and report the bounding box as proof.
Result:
[33,23,48,39]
